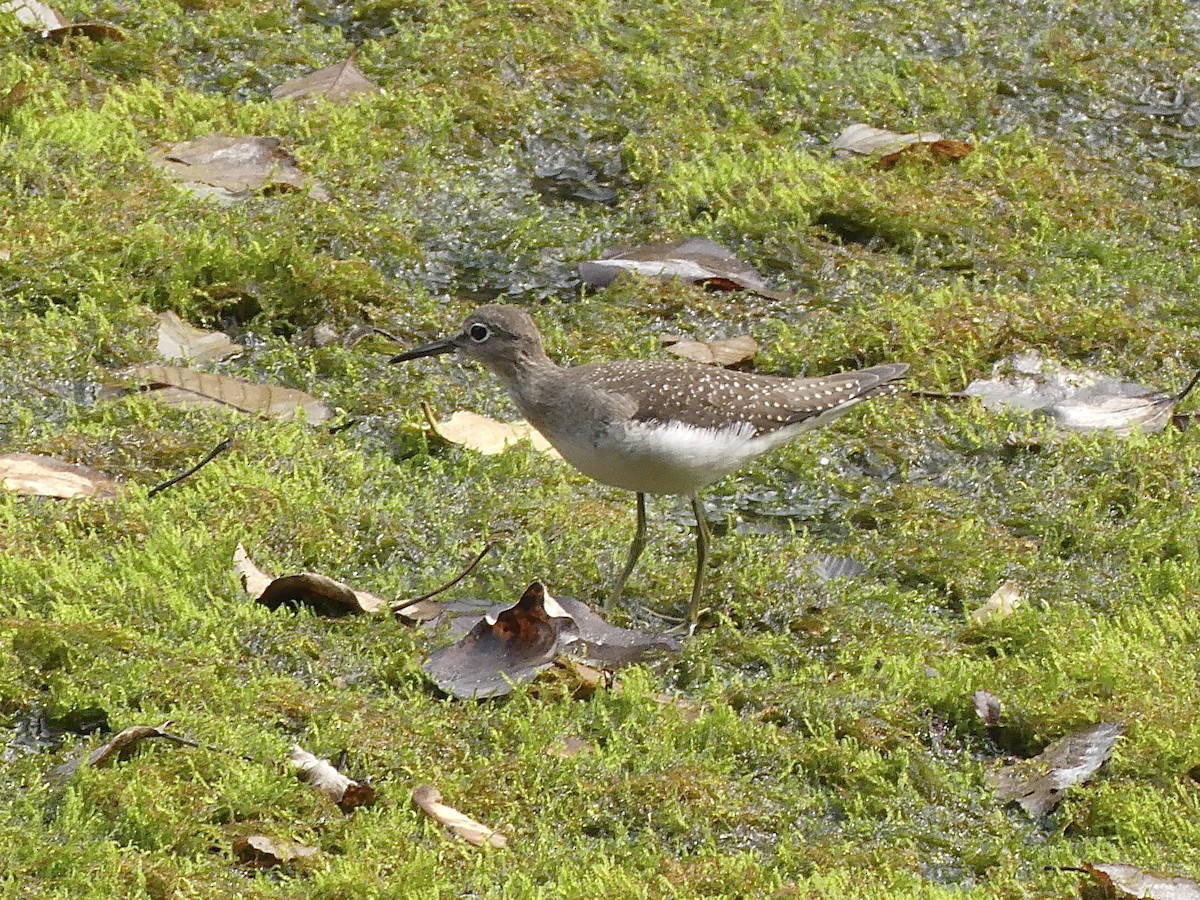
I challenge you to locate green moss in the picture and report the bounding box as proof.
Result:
[2,0,1200,895]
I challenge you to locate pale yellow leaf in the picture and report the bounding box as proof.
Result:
[272,57,379,102]
[0,453,120,499]
[971,579,1023,625]
[412,784,507,848]
[126,365,332,424]
[424,406,559,458]
[156,311,242,363]
[662,334,757,367]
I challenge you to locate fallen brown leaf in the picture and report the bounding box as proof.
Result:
[424,582,579,699]
[661,334,757,368]
[579,237,791,301]
[272,57,380,102]
[156,311,243,364]
[1,0,122,39]
[971,580,1023,625]
[288,744,376,813]
[423,405,559,457]
[233,834,319,868]
[988,722,1123,817]
[1074,862,1200,900]
[412,784,507,848]
[88,721,188,767]
[149,135,330,202]
[124,364,331,423]
[235,545,386,616]
[832,124,972,168]
[0,453,120,499]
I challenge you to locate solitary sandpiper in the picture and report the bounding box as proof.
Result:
[393,304,908,626]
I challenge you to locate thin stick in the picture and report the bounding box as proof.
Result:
[371,325,404,344]
[147,436,234,498]
[907,388,970,400]
[392,538,498,612]
[1175,366,1200,403]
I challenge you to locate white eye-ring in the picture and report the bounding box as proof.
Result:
[468,323,490,342]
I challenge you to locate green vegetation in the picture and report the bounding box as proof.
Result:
[2,0,1200,896]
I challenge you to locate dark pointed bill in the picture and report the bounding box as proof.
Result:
[390,336,458,363]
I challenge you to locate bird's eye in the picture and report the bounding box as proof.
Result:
[468,323,490,343]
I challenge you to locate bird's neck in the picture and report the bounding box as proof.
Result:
[488,350,563,411]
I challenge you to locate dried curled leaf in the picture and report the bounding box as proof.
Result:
[124,365,331,424]
[1,0,123,40]
[233,834,319,868]
[964,351,1179,436]
[156,311,242,364]
[661,334,757,368]
[288,744,376,813]
[149,135,329,202]
[412,784,507,848]
[424,582,579,699]
[988,722,1123,817]
[971,580,1023,625]
[272,57,379,101]
[234,545,386,616]
[0,453,121,499]
[1075,862,1200,900]
[88,721,178,767]
[973,690,1002,728]
[579,237,791,301]
[423,405,559,457]
[832,124,972,168]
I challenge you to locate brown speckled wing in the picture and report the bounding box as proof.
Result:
[575,361,908,434]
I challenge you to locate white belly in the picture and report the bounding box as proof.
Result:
[544,418,821,495]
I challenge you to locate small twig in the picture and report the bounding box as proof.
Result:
[392,538,499,612]
[907,388,970,400]
[371,325,404,344]
[147,436,234,498]
[1175,366,1200,404]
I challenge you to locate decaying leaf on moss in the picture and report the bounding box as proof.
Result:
[233,834,320,868]
[288,745,376,813]
[987,722,1123,817]
[234,544,386,616]
[1,0,123,41]
[660,333,757,368]
[832,123,972,168]
[579,237,791,302]
[424,582,579,699]
[272,56,380,102]
[148,135,330,202]
[412,784,507,848]
[423,582,679,699]
[119,365,332,424]
[422,403,559,457]
[964,351,1192,436]
[1070,862,1200,900]
[0,453,121,499]
[970,580,1023,625]
[156,311,243,364]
